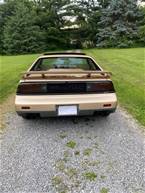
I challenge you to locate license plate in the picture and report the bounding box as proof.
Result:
[58,105,78,116]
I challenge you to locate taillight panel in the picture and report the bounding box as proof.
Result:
[17,83,47,94]
[17,81,115,95]
[87,81,115,93]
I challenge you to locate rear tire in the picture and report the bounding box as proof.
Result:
[20,113,38,119]
[100,111,111,117]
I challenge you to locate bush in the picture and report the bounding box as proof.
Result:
[139,25,145,43]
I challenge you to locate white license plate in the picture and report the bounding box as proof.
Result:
[58,105,78,116]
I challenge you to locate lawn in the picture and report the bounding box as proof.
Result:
[85,48,145,126]
[0,54,39,102]
[0,48,145,126]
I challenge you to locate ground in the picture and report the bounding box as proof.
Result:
[0,109,144,193]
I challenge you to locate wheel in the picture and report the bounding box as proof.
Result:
[20,113,38,119]
[100,111,111,117]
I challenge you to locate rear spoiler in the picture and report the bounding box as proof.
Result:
[22,71,112,79]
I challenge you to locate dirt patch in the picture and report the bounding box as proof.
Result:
[0,94,15,132]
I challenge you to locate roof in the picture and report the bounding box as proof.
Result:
[43,51,86,56]
[38,52,94,60]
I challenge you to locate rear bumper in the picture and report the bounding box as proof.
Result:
[15,93,117,116]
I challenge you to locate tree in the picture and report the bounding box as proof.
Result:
[3,1,45,54]
[64,0,101,47]
[32,0,71,50]
[96,0,141,47]
[0,0,144,54]
[0,0,19,53]
[139,6,145,45]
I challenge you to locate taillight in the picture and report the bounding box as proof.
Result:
[17,83,47,94]
[87,81,115,93]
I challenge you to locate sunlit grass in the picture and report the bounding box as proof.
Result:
[0,54,39,102]
[85,48,145,126]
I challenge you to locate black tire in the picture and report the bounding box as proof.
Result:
[100,111,111,117]
[20,113,38,119]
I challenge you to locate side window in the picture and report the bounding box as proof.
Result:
[88,59,101,71]
[31,59,42,71]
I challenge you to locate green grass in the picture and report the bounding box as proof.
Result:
[83,148,92,156]
[83,172,97,181]
[100,187,109,193]
[0,54,39,102]
[85,48,145,127]
[1,48,145,126]
[65,167,77,178]
[66,141,76,149]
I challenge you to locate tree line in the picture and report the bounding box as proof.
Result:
[0,0,145,54]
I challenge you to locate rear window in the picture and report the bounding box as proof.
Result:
[32,57,101,71]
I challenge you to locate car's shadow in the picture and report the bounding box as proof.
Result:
[20,112,114,134]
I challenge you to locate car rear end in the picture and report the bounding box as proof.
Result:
[15,80,117,117]
[15,53,117,118]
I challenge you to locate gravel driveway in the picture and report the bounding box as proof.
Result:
[0,108,145,193]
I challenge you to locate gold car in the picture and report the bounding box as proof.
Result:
[15,52,117,119]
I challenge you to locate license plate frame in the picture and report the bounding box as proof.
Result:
[57,105,78,116]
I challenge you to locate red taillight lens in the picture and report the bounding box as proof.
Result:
[103,104,112,107]
[87,81,115,93]
[17,83,47,94]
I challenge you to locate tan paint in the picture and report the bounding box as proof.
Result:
[21,78,111,83]
[15,93,117,112]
